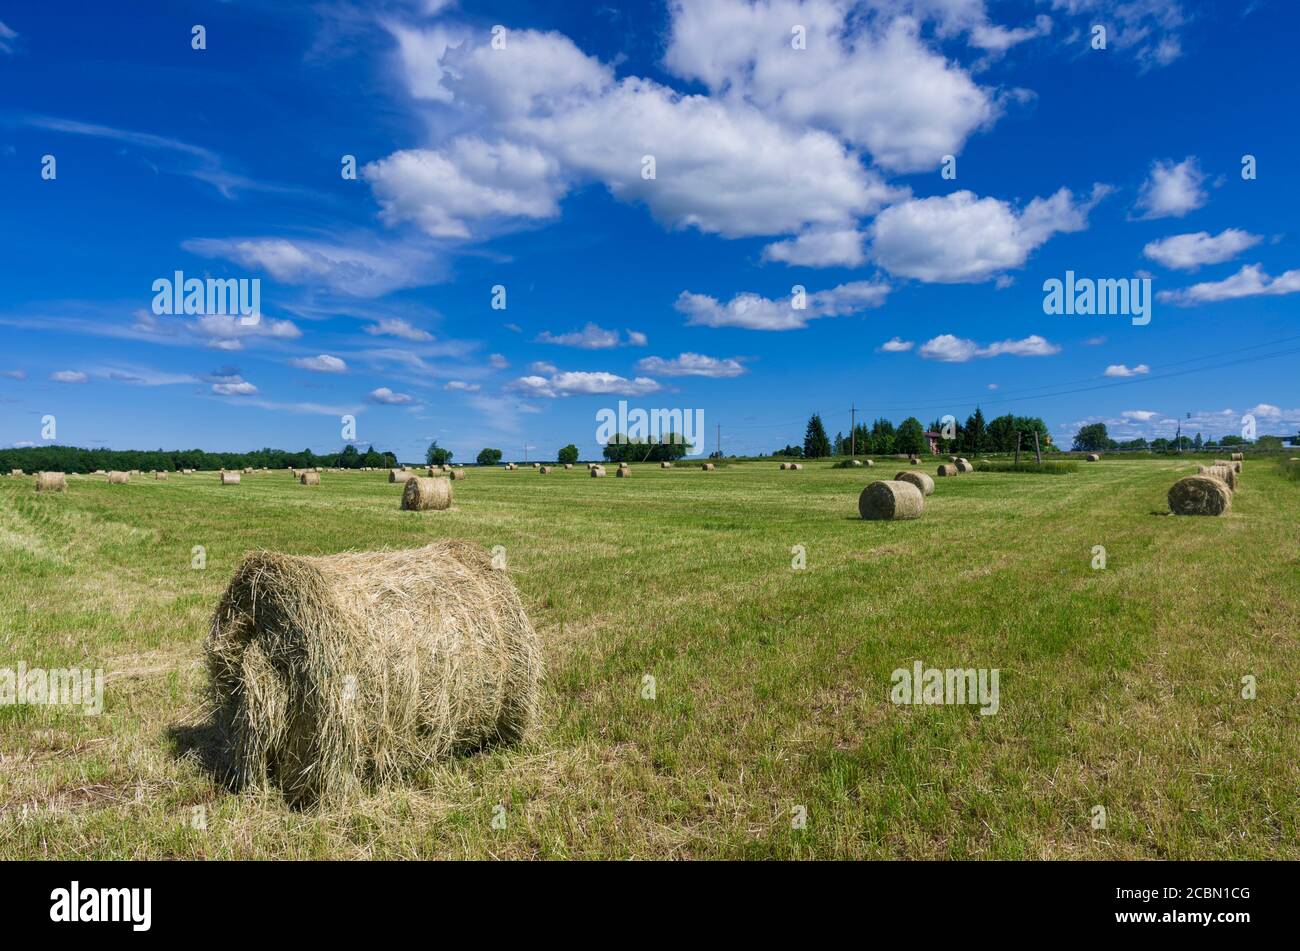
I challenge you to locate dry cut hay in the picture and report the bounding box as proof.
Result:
[107,471,130,484]
[204,540,541,806]
[35,471,67,492]
[894,470,934,496]
[400,476,451,511]
[1169,475,1232,516]
[616,467,631,478]
[858,480,925,520]
[590,465,606,478]
[1086,453,1101,462]
[936,463,958,477]
[220,471,241,485]
[300,472,321,486]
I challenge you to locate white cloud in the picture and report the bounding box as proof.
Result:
[290,354,348,373]
[2,369,26,379]
[184,236,438,297]
[1104,363,1150,377]
[536,323,646,349]
[762,228,867,268]
[1122,410,1159,421]
[488,353,509,369]
[51,370,88,383]
[508,370,661,398]
[1045,0,1187,69]
[1159,264,1300,306]
[443,380,481,392]
[528,361,557,375]
[635,353,747,378]
[676,280,890,331]
[211,373,257,396]
[878,337,914,352]
[369,387,415,405]
[363,318,434,341]
[0,20,18,55]
[870,186,1107,283]
[1134,157,1206,220]
[919,334,1061,362]
[1143,229,1263,270]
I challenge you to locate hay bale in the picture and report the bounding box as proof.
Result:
[1198,464,1238,491]
[155,471,168,481]
[538,465,552,474]
[948,455,959,462]
[848,460,863,467]
[35,471,66,492]
[894,470,934,496]
[564,464,573,469]
[401,476,451,511]
[616,467,631,478]
[618,462,629,469]
[532,462,540,468]
[220,471,241,485]
[1230,452,1244,461]
[858,480,925,520]
[779,462,789,470]
[956,458,972,472]
[1086,453,1100,462]
[1214,459,1242,474]
[107,471,130,484]
[936,463,958,477]
[388,469,406,483]
[300,472,321,486]
[790,463,803,470]
[908,457,920,465]
[660,462,671,468]
[450,469,466,480]
[701,463,715,470]
[590,465,606,478]
[10,469,22,477]
[204,540,540,805]
[505,463,516,470]
[1169,475,1232,516]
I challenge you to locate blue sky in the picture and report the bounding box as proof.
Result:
[1,0,1297,461]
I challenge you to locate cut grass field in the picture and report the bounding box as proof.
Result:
[1,458,1296,859]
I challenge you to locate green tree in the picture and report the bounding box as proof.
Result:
[1073,423,1110,452]
[557,444,579,465]
[803,414,832,459]
[476,447,503,466]
[868,417,896,454]
[425,441,453,466]
[895,417,926,455]
[338,444,360,468]
[772,444,803,458]
[962,407,987,454]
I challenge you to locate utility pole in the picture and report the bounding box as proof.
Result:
[1033,430,1042,464]
[524,443,528,464]
[1015,430,1021,465]
[850,402,856,458]
[716,424,721,459]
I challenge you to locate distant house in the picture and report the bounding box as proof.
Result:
[924,431,942,454]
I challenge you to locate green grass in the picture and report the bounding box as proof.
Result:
[1,460,1296,859]
[974,460,1080,474]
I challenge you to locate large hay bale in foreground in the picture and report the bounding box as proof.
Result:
[401,476,451,511]
[1169,475,1232,516]
[300,472,321,485]
[220,471,241,485]
[204,541,541,805]
[936,463,958,477]
[35,472,66,492]
[858,480,925,520]
[590,465,606,478]
[107,471,130,484]
[894,470,934,495]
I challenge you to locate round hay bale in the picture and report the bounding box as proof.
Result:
[1086,453,1100,462]
[1230,452,1244,461]
[590,465,606,478]
[936,463,958,477]
[220,471,241,485]
[538,465,552,474]
[532,462,540,468]
[107,471,130,484]
[1197,464,1237,491]
[616,467,631,478]
[701,463,715,470]
[401,476,451,511]
[849,459,863,467]
[948,455,959,463]
[618,462,629,469]
[894,470,934,495]
[779,462,789,470]
[10,468,23,477]
[300,472,321,486]
[858,480,925,520]
[388,468,406,483]
[956,460,974,473]
[1169,475,1232,516]
[790,463,803,470]
[564,463,573,469]
[660,461,672,468]
[204,540,540,805]
[505,463,516,470]
[450,469,466,480]
[155,471,168,481]
[908,457,920,465]
[35,472,66,492]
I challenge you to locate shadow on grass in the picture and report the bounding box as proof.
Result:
[166,718,244,796]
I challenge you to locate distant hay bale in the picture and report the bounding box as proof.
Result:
[220,471,241,485]
[388,469,406,483]
[300,472,321,486]
[401,476,451,511]
[948,455,959,462]
[1230,452,1244,461]
[790,463,803,470]
[956,458,973,472]
[94,469,106,475]
[532,462,540,468]
[862,459,874,467]
[616,467,631,478]
[936,463,958,477]
[10,468,22,477]
[1086,453,1101,462]
[538,466,552,474]
[858,480,925,520]
[590,465,606,478]
[618,462,629,469]
[1197,464,1237,491]
[849,460,863,467]
[450,469,466,480]
[107,471,130,484]
[505,463,516,470]
[35,472,66,492]
[701,463,715,470]
[894,470,934,496]
[564,463,573,469]
[1169,475,1232,516]
[660,461,671,468]
[155,471,168,481]
[204,540,540,805]
[779,462,789,470]
[1214,459,1242,473]
[244,467,253,474]
[909,457,920,465]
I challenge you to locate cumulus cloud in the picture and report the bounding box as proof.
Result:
[635,353,746,378]
[1134,157,1206,220]
[535,323,646,349]
[508,370,661,398]
[210,370,257,396]
[368,386,414,405]
[363,318,434,341]
[51,370,88,383]
[1104,363,1150,377]
[676,280,890,331]
[1122,409,1159,421]
[290,354,348,373]
[762,228,867,268]
[919,334,1061,362]
[1143,229,1263,270]
[878,337,914,352]
[870,185,1108,283]
[1159,264,1300,306]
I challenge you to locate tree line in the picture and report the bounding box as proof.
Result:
[1072,423,1293,452]
[0,444,399,473]
[779,409,1055,459]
